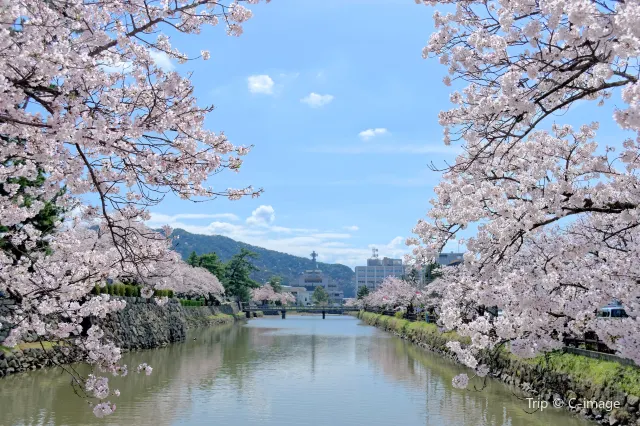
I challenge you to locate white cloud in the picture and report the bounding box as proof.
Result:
[147,207,409,268]
[248,75,275,94]
[359,128,388,141]
[344,225,359,231]
[300,92,334,108]
[246,205,275,226]
[149,51,175,72]
[148,212,240,225]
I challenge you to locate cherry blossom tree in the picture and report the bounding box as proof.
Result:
[363,277,422,311]
[0,0,268,415]
[251,284,295,305]
[408,0,640,387]
[148,258,225,299]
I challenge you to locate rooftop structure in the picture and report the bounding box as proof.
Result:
[296,251,343,305]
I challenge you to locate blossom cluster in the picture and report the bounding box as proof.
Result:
[361,277,423,310]
[409,0,640,388]
[251,284,296,305]
[0,0,266,416]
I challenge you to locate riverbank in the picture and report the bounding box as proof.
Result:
[357,311,640,426]
[0,298,244,378]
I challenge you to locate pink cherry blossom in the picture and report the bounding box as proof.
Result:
[408,0,640,383]
[251,284,296,305]
[0,0,267,417]
[363,277,422,310]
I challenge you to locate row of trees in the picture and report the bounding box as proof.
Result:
[351,277,428,312]
[187,249,261,303]
[404,0,640,390]
[4,0,640,415]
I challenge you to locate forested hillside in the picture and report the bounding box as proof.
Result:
[171,229,356,297]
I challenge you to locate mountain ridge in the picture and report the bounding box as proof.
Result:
[170,228,356,297]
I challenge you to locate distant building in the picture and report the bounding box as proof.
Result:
[354,248,405,292]
[282,285,312,306]
[437,252,464,266]
[297,251,344,305]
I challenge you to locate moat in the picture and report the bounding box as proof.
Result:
[0,316,592,426]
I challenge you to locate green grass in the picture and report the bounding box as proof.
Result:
[530,352,640,396]
[17,341,59,350]
[207,314,236,325]
[1,341,62,353]
[358,311,469,345]
[358,311,640,397]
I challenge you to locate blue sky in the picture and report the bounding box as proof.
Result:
[143,0,463,268]
[142,0,630,269]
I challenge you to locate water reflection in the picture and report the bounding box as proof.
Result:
[0,316,592,426]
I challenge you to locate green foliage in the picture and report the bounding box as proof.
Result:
[92,283,140,297]
[0,145,66,260]
[187,251,199,266]
[222,248,260,302]
[169,229,356,297]
[424,262,442,284]
[357,285,369,300]
[403,268,422,287]
[154,289,172,297]
[179,298,205,307]
[394,310,404,319]
[312,286,329,305]
[268,276,282,293]
[197,252,226,279]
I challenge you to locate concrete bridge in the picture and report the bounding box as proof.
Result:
[242,305,359,319]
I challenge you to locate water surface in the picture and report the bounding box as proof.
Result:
[0,315,592,426]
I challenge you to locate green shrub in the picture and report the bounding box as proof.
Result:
[168,290,174,298]
[94,285,101,295]
[394,311,404,319]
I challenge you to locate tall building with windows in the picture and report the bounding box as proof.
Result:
[354,248,405,292]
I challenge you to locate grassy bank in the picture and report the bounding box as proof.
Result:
[357,310,640,420]
[358,311,470,346]
[208,313,242,325]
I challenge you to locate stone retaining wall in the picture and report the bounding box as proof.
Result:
[357,311,640,426]
[0,298,240,378]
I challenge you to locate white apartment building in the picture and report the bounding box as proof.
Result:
[355,249,405,292]
[354,250,465,293]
